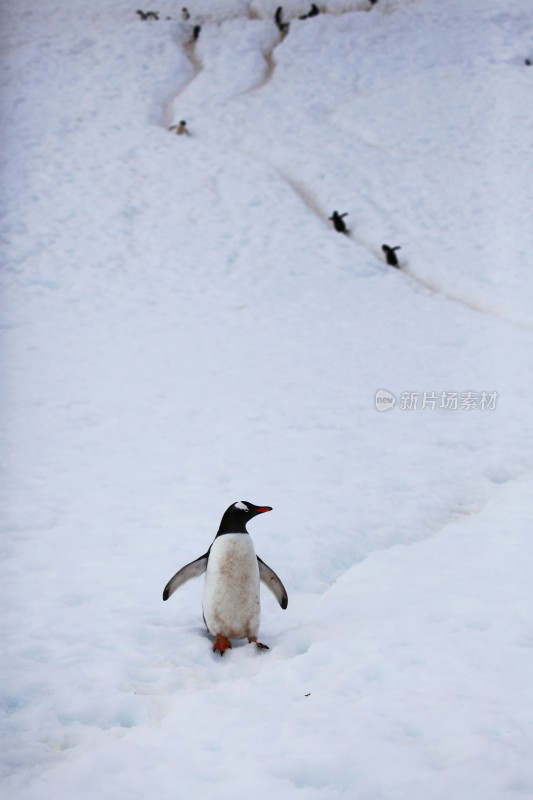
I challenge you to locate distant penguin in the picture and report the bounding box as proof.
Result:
[192,24,201,41]
[169,120,190,135]
[329,211,349,234]
[181,7,190,20]
[274,6,290,35]
[526,58,532,66]
[163,501,288,655]
[382,244,401,267]
[136,9,159,20]
[300,4,320,20]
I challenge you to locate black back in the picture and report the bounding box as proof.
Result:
[382,244,401,266]
[330,211,348,233]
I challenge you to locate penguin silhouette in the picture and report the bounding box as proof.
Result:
[136,10,159,20]
[181,7,190,20]
[274,7,290,35]
[329,211,349,234]
[169,120,190,136]
[163,501,288,655]
[300,4,320,19]
[382,244,401,267]
[192,24,201,41]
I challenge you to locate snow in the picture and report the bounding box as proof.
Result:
[1,0,533,797]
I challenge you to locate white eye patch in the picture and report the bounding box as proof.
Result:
[234,501,248,511]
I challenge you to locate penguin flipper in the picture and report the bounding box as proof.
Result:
[257,556,288,609]
[163,553,208,600]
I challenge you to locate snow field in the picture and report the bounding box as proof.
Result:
[1,0,533,797]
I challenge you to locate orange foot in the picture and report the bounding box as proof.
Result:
[213,634,232,656]
[248,637,269,650]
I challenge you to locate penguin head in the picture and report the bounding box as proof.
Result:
[217,501,272,535]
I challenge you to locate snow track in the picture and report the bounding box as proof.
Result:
[163,1,533,328]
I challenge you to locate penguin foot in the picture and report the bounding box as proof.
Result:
[248,637,269,650]
[213,634,232,656]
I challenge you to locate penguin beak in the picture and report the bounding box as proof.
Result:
[255,506,272,514]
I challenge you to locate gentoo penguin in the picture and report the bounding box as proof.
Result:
[163,501,288,655]
[136,10,159,20]
[169,120,190,135]
[300,4,320,20]
[181,7,190,20]
[329,210,349,233]
[382,243,401,267]
[274,7,290,35]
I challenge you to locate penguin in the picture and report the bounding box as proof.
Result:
[300,4,320,20]
[382,244,401,267]
[136,10,159,20]
[181,7,190,20]
[274,7,290,36]
[169,120,190,135]
[525,58,532,66]
[163,501,288,655]
[329,210,349,234]
[191,24,201,42]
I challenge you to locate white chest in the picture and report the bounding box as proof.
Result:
[202,533,261,639]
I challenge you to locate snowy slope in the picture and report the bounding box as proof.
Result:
[2,0,533,798]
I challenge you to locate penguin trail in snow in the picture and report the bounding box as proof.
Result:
[329,210,349,233]
[382,244,401,267]
[162,501,288,655]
